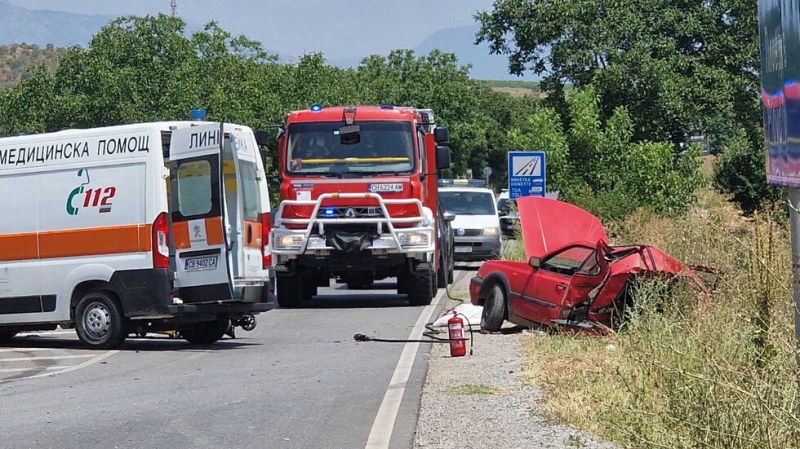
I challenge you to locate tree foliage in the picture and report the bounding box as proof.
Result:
[476,0,768,213]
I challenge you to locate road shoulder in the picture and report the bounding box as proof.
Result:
[413,300,617,449]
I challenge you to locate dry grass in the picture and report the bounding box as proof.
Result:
[521,188,800,448]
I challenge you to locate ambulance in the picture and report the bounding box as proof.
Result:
[0,122,273,348]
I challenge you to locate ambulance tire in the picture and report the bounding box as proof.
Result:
[181,316,229,345]
[75,291,127,349]
[407,269,434,306]
[277,272,303,308]
[481,284,506,332]
[0,329,17,344]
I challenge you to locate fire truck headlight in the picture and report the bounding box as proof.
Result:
[276,234,305,249]
[398,232,430,248]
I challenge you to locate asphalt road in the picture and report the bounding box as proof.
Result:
[0,267,478,449]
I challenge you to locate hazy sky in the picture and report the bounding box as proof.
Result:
[8,0,496,60]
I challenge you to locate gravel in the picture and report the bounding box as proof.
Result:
[413,303,617,449]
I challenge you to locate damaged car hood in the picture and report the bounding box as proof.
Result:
[517,197,609,259]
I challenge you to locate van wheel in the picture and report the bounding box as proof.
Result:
[481,284,506,332]
[75,291,127,349]
[277,272,303,308]
[437,256,447,287]
[0,329,17,344]
[182,316,230,345]
[408,269,434,306]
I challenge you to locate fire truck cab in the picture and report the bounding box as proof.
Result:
[267,105,452,307]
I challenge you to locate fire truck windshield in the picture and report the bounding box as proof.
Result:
[286,121,415,175]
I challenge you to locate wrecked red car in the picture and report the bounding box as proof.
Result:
[469,197,711,331]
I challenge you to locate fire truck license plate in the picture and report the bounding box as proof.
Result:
[185,256,218,271]
[369,183,403,193]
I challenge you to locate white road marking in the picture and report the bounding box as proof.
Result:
[0,347,57,353]
[0,366,67,374]
[365,290,444,449]
[0,350,118,383]
[0,354,96,362]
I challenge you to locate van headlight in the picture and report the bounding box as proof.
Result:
[484,227,500,236]
[398,231,430,247]
[275,234,305,249]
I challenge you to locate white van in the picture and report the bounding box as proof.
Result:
[0,122,273,348]
[438,181,501,260]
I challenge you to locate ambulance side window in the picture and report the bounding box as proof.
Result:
[176,160,213,217]
[240,162,261,222]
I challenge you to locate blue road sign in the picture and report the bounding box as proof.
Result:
[508,151,546,199]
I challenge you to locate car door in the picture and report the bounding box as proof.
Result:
[517,245,595,325]
[168,123,235,303]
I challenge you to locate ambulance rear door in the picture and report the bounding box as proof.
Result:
[168,123,234,303]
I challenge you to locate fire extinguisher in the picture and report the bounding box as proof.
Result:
[448,311,466,357]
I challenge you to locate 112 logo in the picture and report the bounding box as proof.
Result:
[66,169,117,215]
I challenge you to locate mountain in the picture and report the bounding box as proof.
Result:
[0,1,113,47]
[328,24,537,81]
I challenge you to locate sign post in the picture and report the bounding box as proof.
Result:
[507,151,546,199]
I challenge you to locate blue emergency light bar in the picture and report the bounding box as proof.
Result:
[190,108,206,121]
[310,104,323,112]
[438,178,487,187]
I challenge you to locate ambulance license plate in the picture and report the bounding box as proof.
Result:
[185,256,218,271]
[454,246,473,253]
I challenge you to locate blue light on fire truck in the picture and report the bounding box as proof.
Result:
[323,207,335,217]
[310,104,323,112]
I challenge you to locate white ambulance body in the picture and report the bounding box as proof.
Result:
[0,122,272,348]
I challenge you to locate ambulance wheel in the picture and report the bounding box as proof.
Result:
[277,272,303,308]
[75,291,127,349]
[182,316,230,345]
[407,269,434,306]
[481,284,506,332]
[0,329,17,344]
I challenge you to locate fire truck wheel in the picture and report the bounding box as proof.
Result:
[0,329,17,344]
[181,316,230,345]
[302,283,317,301]
[277,273,303,308]
[481,284,506,332]
[407,269,434,306]
[75,291,128,349]
[436,257,447,287]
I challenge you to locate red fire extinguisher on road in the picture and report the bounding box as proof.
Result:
[448,311,466,357]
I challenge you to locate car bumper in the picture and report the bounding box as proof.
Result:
[453,236,501,260]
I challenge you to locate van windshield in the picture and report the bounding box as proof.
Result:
[439,191,496,215]
[286,121,415,175]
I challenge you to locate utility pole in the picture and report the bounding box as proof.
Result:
[170,0,177,17]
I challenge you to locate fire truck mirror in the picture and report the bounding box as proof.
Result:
[434,127,450,144]
[339,124,361,145]
[436,145,451,171]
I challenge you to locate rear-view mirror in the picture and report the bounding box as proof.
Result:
[434,127,449,144]
[339,125,361,145]
[436,145,451,170]
[443,212,455,222]
[529,257,541,268]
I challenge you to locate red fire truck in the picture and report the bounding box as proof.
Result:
[266,105,452,307]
